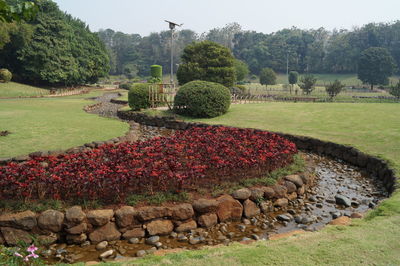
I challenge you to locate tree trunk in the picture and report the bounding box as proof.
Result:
[370,84,374,90]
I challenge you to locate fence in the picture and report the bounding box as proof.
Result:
[148,83,177,109]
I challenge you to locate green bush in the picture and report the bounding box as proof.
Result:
[150,65,162,79]
[119,83,131,90]
[174,80,231,118]
[0,68,12,83]
[128,83,151,111]
[230,85,247,95]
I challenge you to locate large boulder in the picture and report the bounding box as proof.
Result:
[87,210,114,227]
[146,220,174,236]
[284,181,297,194]
[65,206,86,226]
[274,198,289,208]
[38,210,64,233]
[216,195,243,222]
[65,223,87,235]
[175,220,197,232]
[249,188,265,201]
[284,175,304,188]
[136,207,172,221]
[1,227,33,245]
[171,204,194,220]
[243,199,260,218]
[0,211,37,230]
[192,199,219,214]
[198,213,218,228]
[115,206,139,228]
[122,228,145,239]
[89,222,121,243]
[272,185,287,198]
[263,187,275,199]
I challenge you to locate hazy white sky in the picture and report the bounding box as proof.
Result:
[54,0,400,35]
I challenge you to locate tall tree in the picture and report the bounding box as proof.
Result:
[358,47,396,90]
[259,68,276,89]
[288,71,299,94]
[299,74,317,95]
[234,59,249,82]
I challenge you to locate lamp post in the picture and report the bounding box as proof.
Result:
[165,20,182,85]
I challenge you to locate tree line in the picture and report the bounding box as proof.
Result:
[0,0,109,86]
[99,21,400,77]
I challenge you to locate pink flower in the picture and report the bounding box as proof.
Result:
[27,244,38,253]
[27,253,39,259]
[14,252,23,257]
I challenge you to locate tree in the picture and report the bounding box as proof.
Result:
[390,80,400,99]
[177,41,236,87]
[234,59,249,82]
[259,68,276,89]
[358,47,396,90]
[0,0,37,22]
[325,80,345,100]
[299,74,317,95]
[288,71,298,94]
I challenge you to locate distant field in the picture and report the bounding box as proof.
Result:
[0,82,50,98]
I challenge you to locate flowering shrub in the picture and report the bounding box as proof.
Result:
[0,126,297,203]
[0,244,43,265]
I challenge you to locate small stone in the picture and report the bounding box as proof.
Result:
[350,212,363,219]
[369,202,376,209]
[241,237,252,242]
[274,198,289,208]
[145,236,160,245]
[80,241,90,247]
[331,211,342,219]
[99,249,114,259]
[232,188,251,200]
[252,228,260,233]
[251,234,259,240]
[128,237,140,244]
[242,219,251,225]
[154,242,163,248]
[277,214,292,222]
[170,232,178,238]
[146,247,157,254]
[335,195,351,207]
[96,241,108,250]
[136,250,146,257]
[177,235,188,242]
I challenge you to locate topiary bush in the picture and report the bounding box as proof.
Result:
[174,80,231,118]
[0,69,12,83]
[149,65,162,83]
[128,83,151,111]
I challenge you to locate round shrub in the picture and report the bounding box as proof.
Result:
[0,69,12,83]
[119,83,132,90]
[174,80,231,118]
[128,83,151,111]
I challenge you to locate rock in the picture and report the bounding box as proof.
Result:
[284,175,304,187]
[192,199,219,213]
[301,216,316,224]
[66,233,87,244]
[237,225,246,232]
[89,222,121,243]
[115,206,138,228]
[274,198,289,208]
[263,187,275,199]
[243,199,260,218]
[272,185,287,198]
[232,188,251,200]
[288,192,298,201]
[65,206,85,225]
[99,250,114,259]
[177,235,188,242]
[189,236,202,245]
[1,227,33,245]
[87,210,114,227]
[128,237,140,244]
[154,242,163,248]
[284,181,297,193]
[145,236,160,245]
[38,210,64,232]
[350,212,363,219]
[122,228,145,239]
[198,213,218,228]
[0,211,37,230]
[251,234,260,240]
[329,216,351,226]
[37,234,58,245]
[96,241,108,250]
[297,186,305,196]
[216,195,243,222]
[335,195,351,207]
[146,220,174,235]
[80,241,91,247]
[259,202,271,214]
[171,204,194,220]
[137,207,172,221]
[175,220,197,232]
[65,223,87,235]
[249,188,265,201]
[277,214,292,222]
[136,250,146,257]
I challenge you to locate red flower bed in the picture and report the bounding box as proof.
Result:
[0,126,297,203]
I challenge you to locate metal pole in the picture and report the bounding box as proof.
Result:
[286,51,289,84]
[170,28,174,85]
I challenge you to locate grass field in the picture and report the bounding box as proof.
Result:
[0,82,50,98]
[0,90,129,158]
[101,102,400,266]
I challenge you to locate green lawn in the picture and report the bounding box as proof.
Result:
[104,102,399,266]
[0,90,129,158]
[0,82,50,98]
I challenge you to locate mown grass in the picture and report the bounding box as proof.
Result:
[0,82,50,98]
[0,90,129,158]
[102,102,400,266]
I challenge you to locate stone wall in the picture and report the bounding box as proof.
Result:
[0,174,312,246]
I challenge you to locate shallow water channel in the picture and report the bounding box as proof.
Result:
[45,151,387,264]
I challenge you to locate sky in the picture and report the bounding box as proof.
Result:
[54,0,400,36]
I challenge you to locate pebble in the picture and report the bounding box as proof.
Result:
[250,234,259,240]
[154,242,163,248]
[99,250,114,259]
[189,237,202,245]
[177,235,188,242]
[277,214,292,222]
[237,225,246,232]
[136,250,146,257]
[96,241,108,250]
[80,241,91,248]
[128,238,140,244]
[145,236,160,245]
[242,219,251,225]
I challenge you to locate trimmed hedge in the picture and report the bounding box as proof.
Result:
[174,80,231,118]
[0,69,12,83]
[128,83,150,111]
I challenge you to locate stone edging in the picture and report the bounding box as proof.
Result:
[110,98,128,105]
[116,110,398,194]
